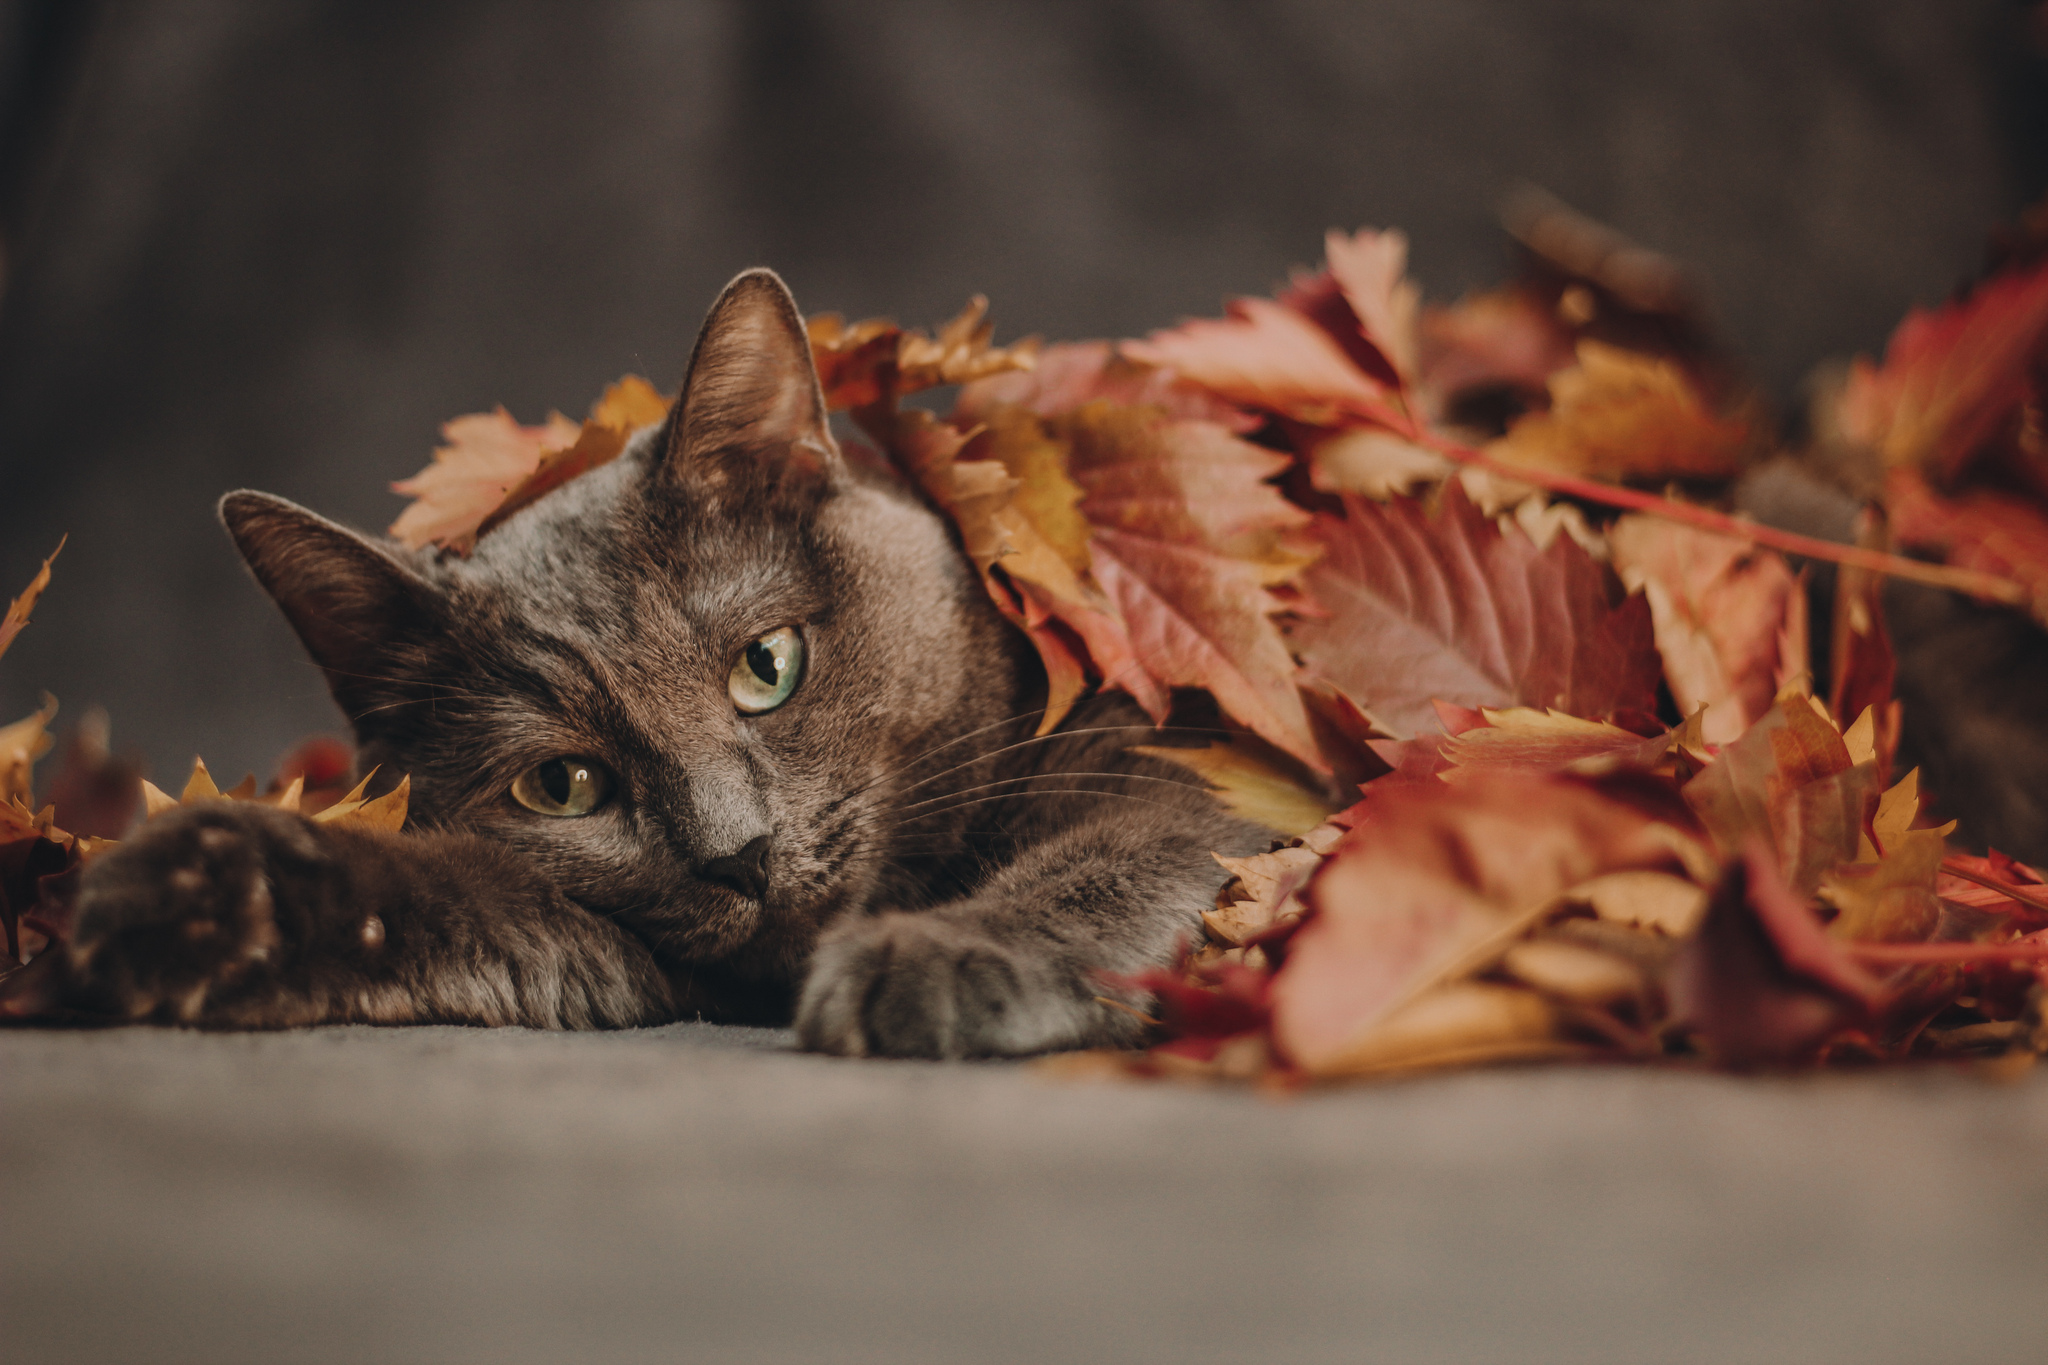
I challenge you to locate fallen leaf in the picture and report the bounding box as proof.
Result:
[0,538,63,666]
[1885,468,2048,629]
[1416,286,1577,431]
[1489,341,1754,485]
[0,693,56,806]
[1670,843,1883,1067]
[1607,515,1807,745]
[1130,740,1336,836]
[957,340,1258,430]
[1838,253,2048,484]
[1271,772,1690,1075]
[1124,296,1410,431]
[1288,484,1661,738]
[389,407,583,553]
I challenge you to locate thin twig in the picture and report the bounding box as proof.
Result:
[1414,432,2031,607]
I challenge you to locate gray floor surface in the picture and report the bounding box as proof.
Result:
[4,1022,2044,1365]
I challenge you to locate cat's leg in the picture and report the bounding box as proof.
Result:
[795,806,1253,1058]
[4,801,674,1029]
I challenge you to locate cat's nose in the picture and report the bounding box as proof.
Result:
[697,834,773,901]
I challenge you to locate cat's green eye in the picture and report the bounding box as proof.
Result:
[729,626,804,714]
[511,757,612,818]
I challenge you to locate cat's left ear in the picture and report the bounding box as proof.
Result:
[664,268,840,501]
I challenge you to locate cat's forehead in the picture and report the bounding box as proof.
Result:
[425,444,824,646]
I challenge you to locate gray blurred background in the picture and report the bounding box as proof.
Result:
[1,1,2044,834]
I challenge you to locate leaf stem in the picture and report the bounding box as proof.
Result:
[1414,433,2031,608]
[1843,940,2048,965]
[1938,857,2048,917]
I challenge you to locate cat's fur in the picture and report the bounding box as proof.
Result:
[40,270,1266,1056]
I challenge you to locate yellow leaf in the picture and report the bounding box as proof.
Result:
[0,537,64,666]
[1500,939,1645,1007]
[1130,740,1336,835]
[180,757,221,803]
[321,774,410,833]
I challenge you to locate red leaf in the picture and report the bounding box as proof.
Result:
[1288,483,1661,738]
[958,340,1257,431]
[1839,253,2048,484]
[1272,772,1689,1075]
[1885,468,2048,629]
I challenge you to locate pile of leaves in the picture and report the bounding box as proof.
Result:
[0,549,406,980]
[8,195,2048,1079]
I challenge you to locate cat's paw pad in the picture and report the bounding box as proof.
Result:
[796,913,1060,1058]
[60,803,319,1021]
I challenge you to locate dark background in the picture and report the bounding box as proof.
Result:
[1,2,2043,826]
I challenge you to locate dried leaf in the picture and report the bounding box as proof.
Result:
[0,693,56,806]
[1885,468,2048,629]
[1124,296,1410,431]
[1130,740,1336,836]
[0,538,63,666]
[1416,286,1577,429]
[1608,516,1808,745]
[1301,982,1568,1078]
[1839,253,2048,483]
[1670,844,1883,1067]
[811,298,1038,412]
[1289,484,1661,738]
[1487,342,1753,483]
[957,340,1257,430]
[389,407,583,553]
[1272,772,1690,1075]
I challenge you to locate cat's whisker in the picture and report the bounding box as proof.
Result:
[885,788,1191,826]
[812,706,1052,817]
[878,725,1234,805]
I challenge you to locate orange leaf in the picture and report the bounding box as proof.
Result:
[1272,772,1688,1075]
[1607,515,1808,745]
[389,407,582,553]
[1125,296,1411,432]
[1288,484,1661,738]
[1487,341,1754,483]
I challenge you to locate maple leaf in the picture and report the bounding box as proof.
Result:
[1884,468,2048,629]
[1270,772,1692,1076]
[1064,403,1322,764]
[1607,515,1809,745]
[1287,484,1661,738]
[0,693,55,808]
[1669,843,1883,1067]
[1434,706,1684,780]
[142,757,409,833]
[1487,341,1755,483]
[1838,252,2048,484]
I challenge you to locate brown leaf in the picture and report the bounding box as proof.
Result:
[810,298,1038,412]
[476,376,671,541]
[1288,484,1661,738]
[1608,516,1808,745]
[389,407,583,553]
[1416,286,1577,430]
[957,340,1257,430]
[0,537,63,666]
[0,693,56,807]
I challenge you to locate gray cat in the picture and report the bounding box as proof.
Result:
[33,270,1265,1056]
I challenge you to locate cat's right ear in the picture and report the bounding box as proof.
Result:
[219,491,440,724]
[664,268,839,506]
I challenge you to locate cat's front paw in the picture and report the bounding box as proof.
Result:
[52,802,327,1022]
[796,912,1096,1059]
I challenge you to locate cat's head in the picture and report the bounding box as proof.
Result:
[221,270,1029,983]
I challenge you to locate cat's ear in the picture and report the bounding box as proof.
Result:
[219,491,441,724]
[664,268,839,500]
